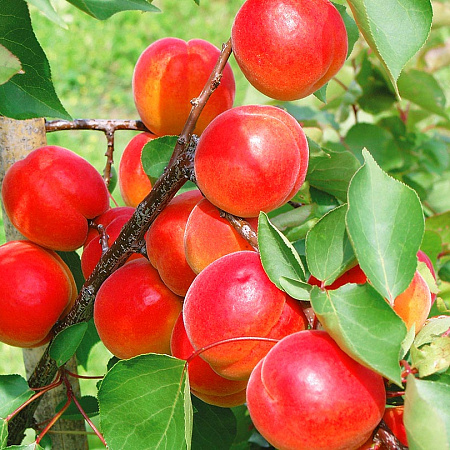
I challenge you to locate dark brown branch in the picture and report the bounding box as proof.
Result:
[8,38,233,446]
[221,211,259,250]
[45,119,153,187]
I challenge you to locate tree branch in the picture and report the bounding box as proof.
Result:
[8,37,233,446]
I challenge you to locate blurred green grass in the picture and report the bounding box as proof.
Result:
[0,2,248,446]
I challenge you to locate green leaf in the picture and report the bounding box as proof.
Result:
[191,396,237,449]
[345,123,402,171]
[0,375,33,418]
[306,148,360,202]
[141,135,178,184]
[270,205,313,231]
[66,0,160,20]
[76,318,100,370]
[347,0,433,95]
[0,45,22,85]
[0,0,70,120]
[98,354,192,450]
[414,316,450,348]
[258,212,306,288]
[310,284,406,385]
[410,337,450,377]
[1,418,7,448]
[5,444,45,449]
[56,251,85,291]
[306,205,356,286]
[25,0,67,27]
[426,211,450,253]
[279,277,311,301]
[55,395,99,420]
[404,376,450,449]
[49,322,88,367]
[346,149,424,303]
[333,3,359,57]
[398,69,448,119]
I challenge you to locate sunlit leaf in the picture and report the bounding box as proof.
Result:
[25,0,67,27]
[346,149,424,303]
[404,376,450,449]
[410,337,450,377]
[347,0,433,95]
[0,45,22,85]
[98,354,192,450]
[310,284,406,385]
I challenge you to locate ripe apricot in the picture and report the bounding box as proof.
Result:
[118,132,155,207]
[94,259,183,359]
[0,240,77,347]
[145,190,203,296]
[231,0,348,100]
[183,251,308,380]
[170,314,247,407]
[246,330,386,450]
[1,145,109,251]
[194,105,309,218]
[184,198,258,274]
[133,37,235,136]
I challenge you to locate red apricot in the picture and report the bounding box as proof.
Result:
[184,198,258,274]
[383,406,408,447]
[133,37,235,136]
[393,270,431,334]
[170,314,247,407]
[246,330,386,450]
[118,132,155,207]
[0,241,77,348]
[1,145,109,251]
[145,190,203,296]
[183,251,308,380]
[81,206,143,278]
[231,0,348,101]
[308,264,367,290]
[194,105,309,218]
[94,259,183,359]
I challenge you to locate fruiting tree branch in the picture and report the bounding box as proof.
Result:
[45,118,153,187]
[8,38,233,446]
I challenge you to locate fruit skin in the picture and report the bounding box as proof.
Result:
[0,240,77,348]
[308,264,367,290]
[393,270,431,334]
[231,0,348,101]
[194,105,309,218]
[1,145,109,251]
[383,406,408,447]
[81,206,143,278]
[119,132,155,207]
[145,190,204,296]
[183,251,308,380]
[184,198,258,274]
[94,258,183,359]
[246,330,386,450]
[133,37,235,136]
[170,314,247,407]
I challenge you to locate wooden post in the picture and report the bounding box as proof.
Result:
[0,117,88,449]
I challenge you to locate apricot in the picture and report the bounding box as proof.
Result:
[231,0,348,101]
[81,206,143,278]
[0,240,77,348]
[308,264,367,290]
[246,330,386,450]
[183,251,308,380]
[118,132,155,207]
[94,259,183,359]
[145,190,203,296]
[194,105,309,217]
[383,406,408,447]
[393,270,431,334]
[133,37,235,136]
[184,198,258,274]
[1,145,109,251]
[170,314,247,407]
